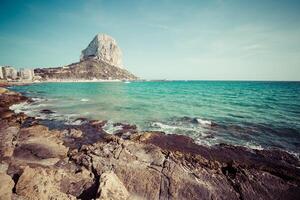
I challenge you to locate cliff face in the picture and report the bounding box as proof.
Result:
[34,58,137,80]
[81,34,123,68]
[34,33,137,81]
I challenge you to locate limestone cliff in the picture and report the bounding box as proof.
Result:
[81,34,123,68]
[34,33,137,80]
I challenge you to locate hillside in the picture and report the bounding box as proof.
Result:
[34,58,138,80]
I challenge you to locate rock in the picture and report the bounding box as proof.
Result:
[1,88,300,200]
[113,123,138,139]
[40,109,55,114]
[97,171,129,200]
[81,34,123,68]
[0,126,19,158]
[0,172,14,200]
[16,166,76,200]
[0,87,8,94]
[69,128,83,138]
[33,34,137,81]
[0,109,14,119]
[13,125,69,166]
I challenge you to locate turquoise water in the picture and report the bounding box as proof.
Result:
[10,81,300,153]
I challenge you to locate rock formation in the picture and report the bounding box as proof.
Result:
[34,33,137,81]
[81,34,123,68]
[0,87,300,199]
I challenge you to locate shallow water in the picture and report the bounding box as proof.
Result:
[10,81,300,154]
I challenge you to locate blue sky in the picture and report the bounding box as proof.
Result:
[0,0,300,80]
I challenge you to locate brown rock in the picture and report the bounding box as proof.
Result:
[0,172,14,200]
[97,171,130,200]
[13,125,68,166]
[16,166,76,200]
[0,125,20,158]
[0,87,8,94]
[16,165,93,199]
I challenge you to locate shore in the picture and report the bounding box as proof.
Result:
[0,86,299,199]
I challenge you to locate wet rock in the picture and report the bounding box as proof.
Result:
[90,120,107,127]
[0,109,14,119]
[113,123,138,139]
[40,109,55,114]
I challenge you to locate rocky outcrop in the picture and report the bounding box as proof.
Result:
[34,33,138,81]
[81,34,123,68]
[0,87,300,200]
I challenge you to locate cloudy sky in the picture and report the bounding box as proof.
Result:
[1,0,300,80]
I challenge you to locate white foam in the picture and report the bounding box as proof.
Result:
[195,118,212,126]
[66,120,84,126]
[151,122,177,130]
[80,98,89,102]
[32,97,44,102]
[244,142,264,150]
[9,102,30,114]
[103,121,122,134]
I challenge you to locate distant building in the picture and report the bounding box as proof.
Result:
[0,66,3,79]
[19,68,34,81]
[2,66,18,80]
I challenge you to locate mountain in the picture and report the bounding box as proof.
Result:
[34,33,137,81]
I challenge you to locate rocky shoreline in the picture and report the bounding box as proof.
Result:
[0,86,300,200]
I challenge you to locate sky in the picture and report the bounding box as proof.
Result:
[0,0,300,81]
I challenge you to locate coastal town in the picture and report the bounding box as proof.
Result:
[0,65,36,82]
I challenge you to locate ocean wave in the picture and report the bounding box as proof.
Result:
[244,142,264,150]
[32,97,44,102]
[149,121,211,138]
[179,116,213,127]
[103,121,123,134]
[9,102,30,114]
[194,118,212,126]
[80,98,89,102]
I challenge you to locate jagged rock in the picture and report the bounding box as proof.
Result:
[0,172,14,200]
[97,171,130,200]
[81,34,123,68]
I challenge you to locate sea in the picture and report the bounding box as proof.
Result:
[9,81,300,155]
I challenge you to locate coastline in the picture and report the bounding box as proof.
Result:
[0,86,300,199]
